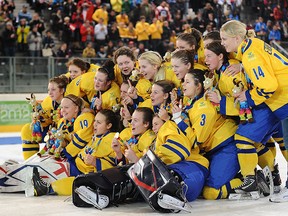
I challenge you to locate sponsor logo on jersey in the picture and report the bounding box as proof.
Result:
[247,52,256,61]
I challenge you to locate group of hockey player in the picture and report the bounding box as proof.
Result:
[1,19,288,212]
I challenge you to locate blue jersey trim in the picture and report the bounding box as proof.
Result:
[166,139,190,156]
[163,144,185,160]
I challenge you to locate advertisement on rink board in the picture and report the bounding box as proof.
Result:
[0,94,46,132]
[0,101,32,132]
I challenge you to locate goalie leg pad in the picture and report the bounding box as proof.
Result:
[72,165,135,208]
[128,150,194,213]
[168,160,209,202]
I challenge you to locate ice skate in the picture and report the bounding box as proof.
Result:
[229,175,260,200]
[269,187,288,203]
[74,186,109,210]
[256,169,270,197]
[157,193,191,213]
[32,167,50,196]
[271,164,282,193]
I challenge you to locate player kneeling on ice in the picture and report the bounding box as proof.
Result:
[26,109,121,197]
[71,108,209,212]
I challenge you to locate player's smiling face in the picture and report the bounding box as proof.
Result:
[131,110,149,136]
[171,57,191,80]
[69,64,83,80]
[204,49,222,71]
[60,98,79,121]
[94,71,110,91]
[139,59,157,80]
[220,31,238,53]
[116,55,135,76]
[182,73,199,99]
[93,112,111,136]
[150,84,168,107]
[152,115,164,135]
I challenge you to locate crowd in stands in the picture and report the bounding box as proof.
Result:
[0,0,288,59]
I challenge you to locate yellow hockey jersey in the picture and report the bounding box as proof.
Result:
[61,112,94,159]
[76,132,116,173]
[154,120,209,169]
[236,38,288,113]
[89,81,121,111]
[215,59,248,116]
[118,127,156,164]
[177,97,237,153]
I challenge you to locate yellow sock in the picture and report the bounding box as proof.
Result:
[221,178,243,198]
[274,137,288,162]
[21,123,39,160]
[22,143,39,160]
[235,134,258,177]
[255,142,275,170]
[51,177,75,196]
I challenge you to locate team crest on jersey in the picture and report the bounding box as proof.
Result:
[264,43,272,55]
[198,101,207,108]
[247,52,256,61]
[76,78,81,86]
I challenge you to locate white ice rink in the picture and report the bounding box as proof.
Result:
[0,132,288,216]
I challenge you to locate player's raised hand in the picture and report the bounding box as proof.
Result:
[124,142,139,163]
[95,91,102,111]
[158,103,170,121]
[172,99,182,114]
[127,79,138,99]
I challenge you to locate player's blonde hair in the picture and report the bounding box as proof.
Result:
[138,51,166,82]
[220,20,256,39]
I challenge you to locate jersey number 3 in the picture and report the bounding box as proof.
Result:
[200,114,206,126]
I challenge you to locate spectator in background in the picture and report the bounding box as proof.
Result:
[79,1,94,22]
[107,22,120,45]
[62,16,73,47]
[111,0,123,14]
[122,0,131,14]
[106,40,116,58]
[116,12,129,26]
[27,26,42,58]
[135,16,150,49]
[16,18,30,53]
[192,10,205,33]
[155,1,171,22]
[63,0,77,18]
[140,0,153,23]
[92,4,109,25]
[42,30,55,50]
[125,22,137,42]
[273,4,283,23]
[71,7,84,48]
[18,4,32,23]
[254,17,268,42]
[96,45,107,64]
[80,20,94,49]
[268,24,281,44]
[51,9,64,39]
[161,20,171,51]
[134,42,148,57]
[94,17,108,51]
[82,41,96,58]
[56,42,71,63]
[29,13,45,36]
[149,17,163,51]
[2,21,16,56]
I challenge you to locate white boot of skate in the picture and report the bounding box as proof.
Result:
[157,193,192,213]
[74,186,109,210]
